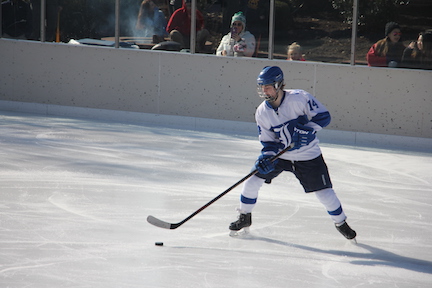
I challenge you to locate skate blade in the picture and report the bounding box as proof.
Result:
[229,227,250,237]
[350,237,358,244]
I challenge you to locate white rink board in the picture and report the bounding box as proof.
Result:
[1,38,431,138]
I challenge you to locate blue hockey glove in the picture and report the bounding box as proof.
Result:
[255,154,278,174]
[291,124,316,150]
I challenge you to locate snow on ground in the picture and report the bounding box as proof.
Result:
[1,110,431,288]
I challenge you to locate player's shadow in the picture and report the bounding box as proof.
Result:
[242,235,432,274]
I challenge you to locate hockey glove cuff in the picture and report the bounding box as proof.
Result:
[291,124,316,150]
[255,154,278,174]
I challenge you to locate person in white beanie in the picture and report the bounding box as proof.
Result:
[216,11,256,57]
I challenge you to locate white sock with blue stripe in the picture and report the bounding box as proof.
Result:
[239,175,265,213]
[315,188,347,224]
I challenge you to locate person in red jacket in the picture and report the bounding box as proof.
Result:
[366,22,406,67]
[166,0,209,51]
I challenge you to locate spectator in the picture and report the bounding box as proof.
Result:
[216,11,256,57]
[401,31,432,70]
[166,0,209,51]
[287,42,306,61]
[1,0,33,39]
[135,0,168,38]
[366,22,406,67]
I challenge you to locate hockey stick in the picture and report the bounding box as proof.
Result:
[147,143,294,229]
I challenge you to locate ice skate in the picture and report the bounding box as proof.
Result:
[335,221,357,243]
[229,212,251,237]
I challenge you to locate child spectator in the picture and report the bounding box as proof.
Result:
[366,22,405,67]
[287,42,306,61]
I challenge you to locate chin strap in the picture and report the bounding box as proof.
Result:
[265,88,282,103]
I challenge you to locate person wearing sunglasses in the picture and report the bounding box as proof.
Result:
[366,22,406,67]
[216,11,256,57]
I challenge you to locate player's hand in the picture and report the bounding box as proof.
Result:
[291,124,316,150]
[255,154,278,174]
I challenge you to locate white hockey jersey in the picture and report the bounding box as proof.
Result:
[255,89,331,161]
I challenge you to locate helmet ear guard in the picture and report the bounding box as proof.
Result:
[273,79,284,91]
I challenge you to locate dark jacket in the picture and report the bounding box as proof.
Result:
[401,47,432,70]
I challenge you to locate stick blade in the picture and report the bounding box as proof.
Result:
[147,215,173,229]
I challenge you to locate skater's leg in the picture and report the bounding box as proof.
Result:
[315,188,356,240]
[229,175,265,232]
[239,175,266,213]
[229,161,285,234]
[314,188,346,224]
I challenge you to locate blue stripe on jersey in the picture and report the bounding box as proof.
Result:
[328,205,343,216]
[296,115,309,125]
[311,111,331,128]
[241,195,257,204]
[260,141,281,154]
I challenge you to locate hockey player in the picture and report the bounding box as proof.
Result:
[229,66,356,240]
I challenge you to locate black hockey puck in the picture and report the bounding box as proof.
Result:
[155,242,163,246]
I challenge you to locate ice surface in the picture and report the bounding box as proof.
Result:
[1,111,431,288]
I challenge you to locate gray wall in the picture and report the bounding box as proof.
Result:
[1,38,431,139]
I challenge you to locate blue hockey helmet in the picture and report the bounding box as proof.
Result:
[257,66,284,86]
[257,66,284,101]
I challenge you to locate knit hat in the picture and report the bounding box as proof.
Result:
[385,22,400,36]
[231,11,246,28]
